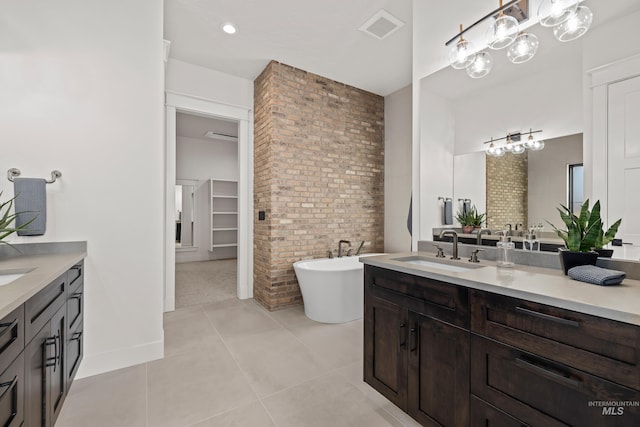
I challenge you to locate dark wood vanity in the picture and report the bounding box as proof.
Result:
[0,261,84,427]
[364,264,640,426]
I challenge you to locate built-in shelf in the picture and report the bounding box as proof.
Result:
[209,179,238,253]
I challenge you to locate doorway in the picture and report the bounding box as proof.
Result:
[165,91,253,312]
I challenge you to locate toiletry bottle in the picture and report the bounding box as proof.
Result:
[497,232,515,268]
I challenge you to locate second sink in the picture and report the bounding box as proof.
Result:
[392,256,485,273]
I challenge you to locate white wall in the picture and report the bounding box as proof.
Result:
[176,136,238,262]
[0,0,164,377]
[418,84,455,240]
[384,85,413,252]
[528,133,583,227]
[166,59,253,108]
[453,152,486,225]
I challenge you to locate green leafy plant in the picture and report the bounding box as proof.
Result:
[548,199,621,252]
[0,191,37,245]
[455,205,485,227]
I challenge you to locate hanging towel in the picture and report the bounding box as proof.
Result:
[14,178,46,236]
[407,196,412,236]
[443,199,453,225]
[567,265,626,286]
[463,199,471,215]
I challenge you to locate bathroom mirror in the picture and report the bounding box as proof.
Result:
[175,179,198,249]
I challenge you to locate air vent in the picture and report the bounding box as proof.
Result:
[204,131,238,142]
[359,9,405,40]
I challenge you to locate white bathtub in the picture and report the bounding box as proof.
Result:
[293,254,383,323]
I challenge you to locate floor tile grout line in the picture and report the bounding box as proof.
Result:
[257,396,280,427]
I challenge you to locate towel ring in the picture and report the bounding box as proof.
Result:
[7,168,62,184]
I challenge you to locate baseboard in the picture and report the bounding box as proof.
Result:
[74,336,164,379]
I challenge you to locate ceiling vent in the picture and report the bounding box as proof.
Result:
[204,131,238,142]
[359,9,405,40]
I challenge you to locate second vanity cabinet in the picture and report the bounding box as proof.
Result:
[0,261,84,427]
[364,264,640,426]
[364,266,470,426]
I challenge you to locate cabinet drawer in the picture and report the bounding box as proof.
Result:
[470,290,640,390]
[471,335,640,426]
[67,262,83,295]
[66,322,83,386]
[25,272,67,343]
[470,395,530,427]
[0,351,24,427]
[67,283,83,333]
[0,305,24,376]
[366,266,469,328]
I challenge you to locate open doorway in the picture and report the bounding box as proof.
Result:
[174,112,239,308]
[165,92,253,312]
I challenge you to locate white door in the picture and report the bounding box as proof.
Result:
[608,75,640,249]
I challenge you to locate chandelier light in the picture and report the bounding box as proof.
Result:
[553,5,593,42]
[537,0,579,27]
[484,130,544,157]
[444,0,593,79]
[448,24,476,69]
[507,32,539,64]
[486,0,519,49]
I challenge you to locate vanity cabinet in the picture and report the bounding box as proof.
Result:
[0,260,83,427]
[364,265,470,426]
[364,264,640,426]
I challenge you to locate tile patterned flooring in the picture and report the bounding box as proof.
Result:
[56,297,423,426]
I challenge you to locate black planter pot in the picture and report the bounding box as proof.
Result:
[594,248,614,258]
[558,248,599,275]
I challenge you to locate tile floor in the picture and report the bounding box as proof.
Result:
[175,260,237,308]
[56,298,423,427]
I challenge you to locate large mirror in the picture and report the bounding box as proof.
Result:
[175,179,198,248]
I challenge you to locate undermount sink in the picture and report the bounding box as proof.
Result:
[0,269,33,286]
[392,256,485,273]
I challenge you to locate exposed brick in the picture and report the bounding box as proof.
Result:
[253,61,384,311]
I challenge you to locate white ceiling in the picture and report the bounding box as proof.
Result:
[163,0,412,96]
[176,112,237,141]
[164,0,640,98]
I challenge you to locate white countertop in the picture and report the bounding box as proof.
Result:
[0,250,87,319]
[361,252,640,326]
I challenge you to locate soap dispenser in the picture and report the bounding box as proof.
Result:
[523,228,540,251]
[497,231,515,268]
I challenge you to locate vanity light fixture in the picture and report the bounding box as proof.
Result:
[486,0,520,49]
[445,0,593,79]
[484,129,544,157]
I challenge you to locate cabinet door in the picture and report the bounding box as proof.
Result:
[48,305,66,425]
[24,324,50,427]
[407,312,469,427]
[0,352,24,427]
[364,293,408,410]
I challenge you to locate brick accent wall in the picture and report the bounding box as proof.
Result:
[253,61,385,311]
[486,153,528,231]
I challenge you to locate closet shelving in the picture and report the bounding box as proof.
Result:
[209,179,238,252]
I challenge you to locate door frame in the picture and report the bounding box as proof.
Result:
[164,91,253,311]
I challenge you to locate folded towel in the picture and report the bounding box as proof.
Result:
[443,199,453,225]
[568,265,626,286]
[14,178,46,236]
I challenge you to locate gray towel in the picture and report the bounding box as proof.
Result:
[14,178,46,236]
[463,200,471,215]
[443,199,453,225]
[567,265,626,286]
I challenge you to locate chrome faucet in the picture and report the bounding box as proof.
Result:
[338,240,351,257]
[439,230,460,260]
[354,240,365,256]
[505,224,513,236]
[476,228,491,245]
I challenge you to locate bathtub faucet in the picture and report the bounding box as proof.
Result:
[338,240,351,257]
[355,240,365,256]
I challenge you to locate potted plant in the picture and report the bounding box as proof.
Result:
[0,192,36,249]
[456,205,485,234]
[548,199,621,274]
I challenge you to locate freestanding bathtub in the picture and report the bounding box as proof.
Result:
[293,254,383,323]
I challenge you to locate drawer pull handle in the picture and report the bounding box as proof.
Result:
[0,318,18,339]
[0,375,17,400]
[409,326,418,352]
[70,292,82,300]
[515,306,580,327]
[398,323,406,348]
[515,357,581,387]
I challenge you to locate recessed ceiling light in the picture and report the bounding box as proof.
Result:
[221,23,237,35]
